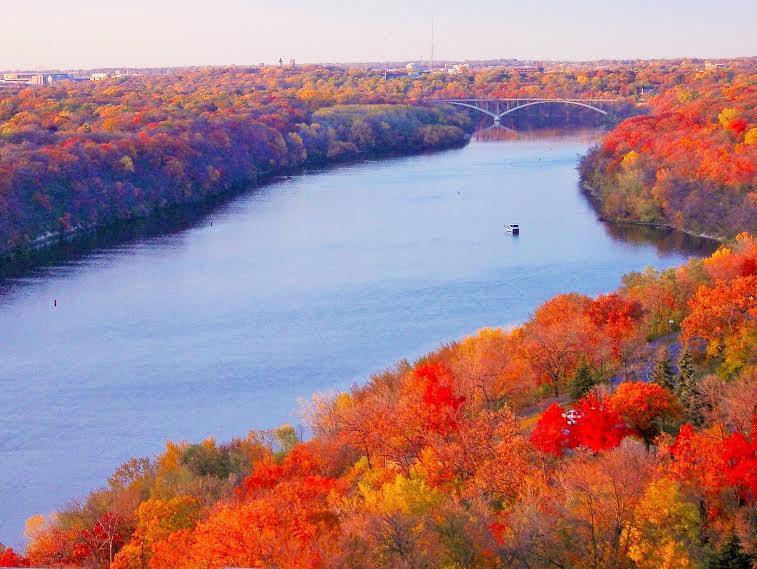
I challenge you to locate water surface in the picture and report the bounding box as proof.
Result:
[0,130,716,545]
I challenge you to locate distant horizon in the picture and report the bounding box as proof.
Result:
[2,0,756,70]
[2,55,755,74]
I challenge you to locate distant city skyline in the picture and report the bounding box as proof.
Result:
[2,0,756,70]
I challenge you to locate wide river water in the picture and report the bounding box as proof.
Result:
[0,129,717,545]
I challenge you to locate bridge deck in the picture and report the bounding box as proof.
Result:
[428,97,617,120]
[432,97,621,103]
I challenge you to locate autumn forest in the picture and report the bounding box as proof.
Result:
[0,57,755,568]
[1,59,754,256]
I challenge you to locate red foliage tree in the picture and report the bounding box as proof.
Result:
[571,392,629,453]
[413,362,465,435]
[530,403,571,457]
[721,414,757,503]
[586,293,642,375]
[0,546,30,567]
[75,512,125,569]
[668,424,728,503]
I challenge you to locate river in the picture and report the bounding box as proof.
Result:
[0,129,717,546]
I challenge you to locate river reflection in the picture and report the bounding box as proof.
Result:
[473,125,607,145]
[601,222,719,257]
[0,129,717,546]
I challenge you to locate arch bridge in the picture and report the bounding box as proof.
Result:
[430,98,619,124]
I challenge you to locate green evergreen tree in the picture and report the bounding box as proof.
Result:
[570,362,595,401]
[676,347,695,387]
[707,532,753,569]
[650,346,676,391]
[675,347,702,423]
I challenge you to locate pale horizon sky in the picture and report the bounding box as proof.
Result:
[2,0,756,70]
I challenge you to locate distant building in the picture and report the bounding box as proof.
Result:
[0,72,72,85]
[289,59,296,68]
[406,62,431,76]
[637,84,658,100]
[90,72,109,81]
[46,73,72,83]
[447,63,470,75]
[704,61,727,70]
[3,73,27,84]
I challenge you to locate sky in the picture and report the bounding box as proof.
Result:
[1,0,756,70]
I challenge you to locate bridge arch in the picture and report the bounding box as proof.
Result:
[433,100,500,120]
[432,98,611,124]
[497,99,608,117]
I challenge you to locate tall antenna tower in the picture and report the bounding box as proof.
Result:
[430,14,435,71]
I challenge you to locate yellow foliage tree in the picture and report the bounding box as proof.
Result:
[718,107,740,130]
[621,150,641,170]
[111,496,200,569]
[627,478,700,569]
[358,473,442,517]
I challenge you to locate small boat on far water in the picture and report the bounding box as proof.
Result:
[505,224,520,234]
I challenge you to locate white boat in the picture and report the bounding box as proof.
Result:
[505,224,520,234]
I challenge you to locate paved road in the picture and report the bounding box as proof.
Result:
[644,341,681,383]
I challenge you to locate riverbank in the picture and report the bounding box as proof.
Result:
[0,103,471,259]
[1,142,473,277]
[0,109,471,262]
[580,182,727,244]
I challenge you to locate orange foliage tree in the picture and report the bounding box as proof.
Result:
[522,294,593,397]
[681,274,757,374]
[610,382,681,447]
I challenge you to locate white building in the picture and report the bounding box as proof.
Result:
[1,73,45,85]
[448,63,470,75]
